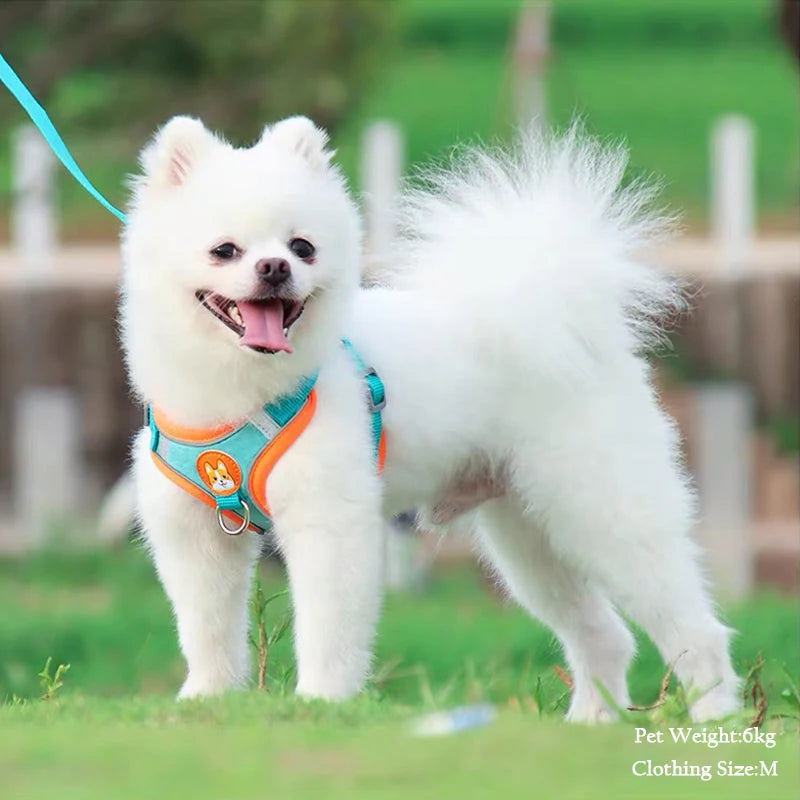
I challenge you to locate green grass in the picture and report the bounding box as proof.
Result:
[2,697,798,800]
[401,0,780,50]
[2,546,798,708]
[0,546,798,798]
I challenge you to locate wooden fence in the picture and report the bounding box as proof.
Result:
[0,116,797,596]
[0,284,139,539]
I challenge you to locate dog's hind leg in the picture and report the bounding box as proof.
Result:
[134,434,261,699]
[476,497,635,723]
[545,507,738,721]
[560,516,739,722]
[511,420,740,722]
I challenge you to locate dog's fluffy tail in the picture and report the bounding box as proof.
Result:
[385,125,682,383]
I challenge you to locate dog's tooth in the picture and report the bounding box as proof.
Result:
[283,327,289,336]
[230,304,242,325]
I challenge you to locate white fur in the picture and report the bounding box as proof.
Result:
[121,118,739,719]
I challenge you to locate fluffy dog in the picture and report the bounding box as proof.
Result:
[121,116,739,722]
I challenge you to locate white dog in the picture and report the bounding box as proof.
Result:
[120,115,739,722]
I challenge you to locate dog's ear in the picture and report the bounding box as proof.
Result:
[261,116,333,170]
[204,462,214,479]
[217,460,226,473]
[140,116,220,189]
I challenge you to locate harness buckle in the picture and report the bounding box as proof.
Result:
[363,367,386,412]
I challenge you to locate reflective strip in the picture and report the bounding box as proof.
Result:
[155,435,171,463]
[247,409,282,440]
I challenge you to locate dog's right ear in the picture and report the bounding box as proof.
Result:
[139,116,219,189]
[259,116,333,171]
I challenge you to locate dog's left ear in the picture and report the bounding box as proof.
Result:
[140,116,221,189]
[261,116,333,170]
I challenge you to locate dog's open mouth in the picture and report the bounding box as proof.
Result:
[195,290,305,354]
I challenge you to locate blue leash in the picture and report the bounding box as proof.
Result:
[0,52,126,222]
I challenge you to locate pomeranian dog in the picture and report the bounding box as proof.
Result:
[120,115,739,722]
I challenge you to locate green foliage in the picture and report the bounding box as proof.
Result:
[0,0,395,141]
[780,664,800,713]
[768,414,800,455]
[0,547,797,719]
[332,44,798,224]
[37,655,70,701]
[400,0,779,52]
[0,0,797,236]
[0,546,798,798]
[249,581,291,691]
[548,0,779,49]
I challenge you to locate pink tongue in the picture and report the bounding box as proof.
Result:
[237,299,292,353]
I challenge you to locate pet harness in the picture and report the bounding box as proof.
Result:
[147,339,386,535]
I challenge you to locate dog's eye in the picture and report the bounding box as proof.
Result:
[210,242,240,261]
[288,238,315,260]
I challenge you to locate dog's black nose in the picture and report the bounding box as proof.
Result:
[255,257,291,286]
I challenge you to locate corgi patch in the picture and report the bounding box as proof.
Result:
[197,451,242,496]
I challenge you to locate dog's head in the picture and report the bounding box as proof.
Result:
[122,116,361,395]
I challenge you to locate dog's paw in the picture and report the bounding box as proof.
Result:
[565,685,630,725]
[565,694,622,725]
[295,674,364,702]
[177,675,236,700]
[295,684,359,703]
[565,703,616,725]
[689,685,741,722]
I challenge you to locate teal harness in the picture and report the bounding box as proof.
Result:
[148,340,385,535]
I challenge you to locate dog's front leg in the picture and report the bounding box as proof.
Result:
[273,481,384,700]
[269,415,384,701]
[133,432,261,699]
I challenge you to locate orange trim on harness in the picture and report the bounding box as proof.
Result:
[248,388,317,516]
[151,408,237,444]
[377,429,387,473]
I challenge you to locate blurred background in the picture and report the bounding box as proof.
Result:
[0,0,798,715]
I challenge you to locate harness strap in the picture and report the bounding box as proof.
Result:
[341,338,386,466]
[265,373,317,425]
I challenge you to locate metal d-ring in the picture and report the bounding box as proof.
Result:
[216,500,250,536]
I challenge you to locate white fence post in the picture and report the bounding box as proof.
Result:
[13,388,82,544]
[691,383,754,600]
[361,121,418,588]
[513,1,550,128]
[361,120,403,272]
[711,115,754,275]
[8,126,84,547]
[12,124,57,278]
